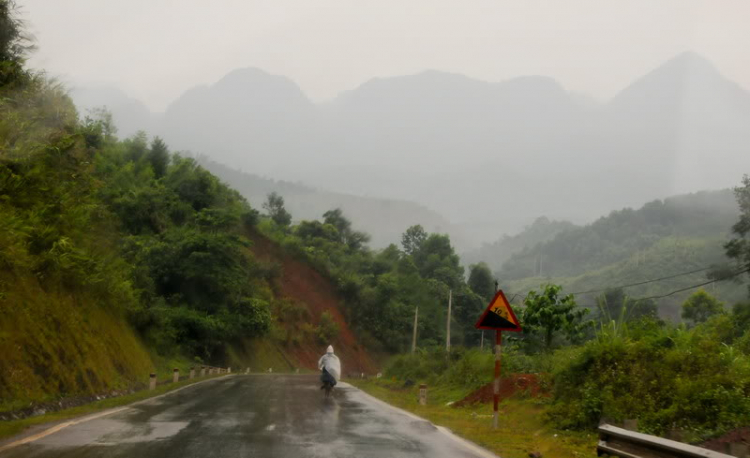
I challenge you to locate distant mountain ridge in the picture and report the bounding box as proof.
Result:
[71,52,750,247]
[198,157,467,249]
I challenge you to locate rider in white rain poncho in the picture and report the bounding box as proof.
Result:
[318,345,341,388]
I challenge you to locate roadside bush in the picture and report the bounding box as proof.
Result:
[547,316,750,441]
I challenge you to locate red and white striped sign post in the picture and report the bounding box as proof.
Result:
[475,286,522,429]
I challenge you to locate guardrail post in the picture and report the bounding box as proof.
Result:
[730,443,749,458]
[149,373,156,391]
[173,368,179,383]
[201,366,206,377]
[246,367,250,374]
[228,367,231,374]
[667,428,684,442]
[189,367,195,380]
[419,384,427,405]
[296,368,300,374]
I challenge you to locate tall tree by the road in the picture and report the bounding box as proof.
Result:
[323,208,370,250]
[148,137,170,178]
[725,175,750,295]
[264,192,292,228]
[401,225,427,256]
[124,131,149,163]
[410,233,464,289]
[522,285,590,351]
[468,263,495,302]
[681,289,724,325]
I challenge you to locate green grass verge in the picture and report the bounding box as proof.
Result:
[349,378,596,458]
[0,374,228,442]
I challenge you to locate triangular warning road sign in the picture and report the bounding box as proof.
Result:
[475,290,522,332]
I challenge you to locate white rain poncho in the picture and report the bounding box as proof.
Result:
[318,346,341,381]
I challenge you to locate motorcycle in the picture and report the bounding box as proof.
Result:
[321,368,336,398]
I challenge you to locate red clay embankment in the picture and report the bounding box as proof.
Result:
[249,232,378,374]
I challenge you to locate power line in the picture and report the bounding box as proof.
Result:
[504,265,747,305]
[638,267,750,301]
[569,266,714,296]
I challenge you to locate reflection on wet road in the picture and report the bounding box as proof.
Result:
[2,375,495,458]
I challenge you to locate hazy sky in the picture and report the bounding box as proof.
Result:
[21,0,750,111]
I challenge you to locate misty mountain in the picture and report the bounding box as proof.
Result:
[69,52,750,248]
[462,217,576,272]
[586,53,750,196]
[161,68,316,174]
[197,157,466,249]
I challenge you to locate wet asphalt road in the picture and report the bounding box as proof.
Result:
[2,375,495,458]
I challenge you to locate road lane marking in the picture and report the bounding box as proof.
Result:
[0,407,129,453]
[0,375,235,454]
[340,382,500,458]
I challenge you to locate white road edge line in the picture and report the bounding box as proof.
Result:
[0,375,235,454]
[339,382,500,458]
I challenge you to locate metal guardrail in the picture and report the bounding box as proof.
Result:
[597,424,739,458]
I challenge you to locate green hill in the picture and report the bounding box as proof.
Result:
[487,191,745,317]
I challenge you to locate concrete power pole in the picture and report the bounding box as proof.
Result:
[446,289,452,352]
[411,306,419,353]
[539,253,543,277]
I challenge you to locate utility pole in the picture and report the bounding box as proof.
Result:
[446,289,452,352]
[492,280,500,429]
[539,253,543,277]
[411,306,419,353]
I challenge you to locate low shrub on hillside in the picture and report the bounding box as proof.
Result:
[384,346,554,392]
[548,315,750,441]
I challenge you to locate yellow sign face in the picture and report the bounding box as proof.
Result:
[490,300,516,325]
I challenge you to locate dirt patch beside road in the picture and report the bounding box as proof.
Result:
[453,374,547,408]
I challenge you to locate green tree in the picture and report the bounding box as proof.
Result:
[124,131,149,163]
[468,262,495,301]
[725,175,750,294]
[522,284,590,351]
[733,302,750,330]
[263,192,292,227]
[322,208,370,250]
[682,289,724,325]
[0,0,33,86]
[402,225,427,255]
[147,137,170,178]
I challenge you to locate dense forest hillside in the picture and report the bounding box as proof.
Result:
[0,10,380,412]
[462,217,575,272]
